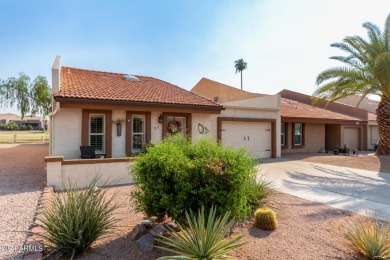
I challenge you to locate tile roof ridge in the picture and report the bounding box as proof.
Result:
[62,66,127,76]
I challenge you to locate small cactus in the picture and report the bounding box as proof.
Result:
[254,208,278,230]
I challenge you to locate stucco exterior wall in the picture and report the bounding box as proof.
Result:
[191,78,259,103]
[191,113,217,141]
[150,111,163,143]
[46,158,133,190]
[112,110,126,157]
[52,108,82,159]
[282,123,325,153]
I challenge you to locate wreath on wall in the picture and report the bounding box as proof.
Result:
[167,120,181,134]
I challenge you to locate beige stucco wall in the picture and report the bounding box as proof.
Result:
[112,110,127,157]
[47,159,133,190]
[191,113,217,141]
[191,78,259,103]
[282,123,325,153]
[150,111,163,144]
[52,108,82,159]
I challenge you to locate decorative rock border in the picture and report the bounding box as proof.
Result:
[22,186,52,260]
[131,218,180,252]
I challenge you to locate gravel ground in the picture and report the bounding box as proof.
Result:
[0,144,47,260]
[73,185,357,260]
[281,152,390,173]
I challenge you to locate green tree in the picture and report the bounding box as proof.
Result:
[314,14,390,155]
[234,58,248,90]
[0,73,51,122]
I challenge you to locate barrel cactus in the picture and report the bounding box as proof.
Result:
[254,208,278,230]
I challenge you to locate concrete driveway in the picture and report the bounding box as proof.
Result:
[259,158,390,221]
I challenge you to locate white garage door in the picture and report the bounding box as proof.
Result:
[221,121,272,159]
[343,127,359,150]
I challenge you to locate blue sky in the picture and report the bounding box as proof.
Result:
[0,0,389,114]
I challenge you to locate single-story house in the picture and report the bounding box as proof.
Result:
[191,78,372,155]
[0,113,48,130]
[46,57,224,188]
[279,89,369,153]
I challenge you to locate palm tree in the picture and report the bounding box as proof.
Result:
[234,59,248,90]
[314,14,390,155]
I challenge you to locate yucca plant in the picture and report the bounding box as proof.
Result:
[156,206,246,260]
[343,212,390,260]
[31,177,120,259]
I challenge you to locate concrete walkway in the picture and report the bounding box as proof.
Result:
[259,158,390,221]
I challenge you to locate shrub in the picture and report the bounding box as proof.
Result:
[19,125,27,130]
[5,121,18,130]
[156,206,246,259]
[254,208,278,230]
[31,177,120,259]
[343,212,390,259]
[0,124,5,130]
[131,135,273,221]
[26,124,33,130]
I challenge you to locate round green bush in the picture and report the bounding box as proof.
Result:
[131,135,272,221]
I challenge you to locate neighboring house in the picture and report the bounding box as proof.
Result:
[192,78,281,159]
[279,90,369,153]
[192,78,371,156]
[0,113,48,130]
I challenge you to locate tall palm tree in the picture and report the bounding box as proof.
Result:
[234,59,248,90]
[314,14,390,155]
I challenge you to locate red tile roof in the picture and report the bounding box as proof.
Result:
[54,67,222,108]
[281,98,361,121]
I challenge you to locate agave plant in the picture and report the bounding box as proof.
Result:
[31,177,120,259]
[156,206,246,260]
[343,212,390,260]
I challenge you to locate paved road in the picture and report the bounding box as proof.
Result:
[259,158,390,221]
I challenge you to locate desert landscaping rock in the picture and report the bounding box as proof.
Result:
[137,233,155,253]
[140,220,153,228]
[0,144,47,260]
[149,223,166,237]
[131,224,147,241]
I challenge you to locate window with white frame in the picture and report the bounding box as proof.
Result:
[293,123,302,145]
[89,114,105,153]
[132,115,145,153]
[281,123,286,146]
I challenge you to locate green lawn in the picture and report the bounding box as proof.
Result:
[0,130,49,143]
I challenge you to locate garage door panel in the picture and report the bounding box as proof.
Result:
[343,128,359,150]
[221,121,272,159]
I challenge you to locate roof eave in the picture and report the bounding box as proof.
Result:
[54,97,225,111]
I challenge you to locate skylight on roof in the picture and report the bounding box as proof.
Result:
[123,74,141,82]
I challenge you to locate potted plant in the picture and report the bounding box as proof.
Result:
[113,119,124,136]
